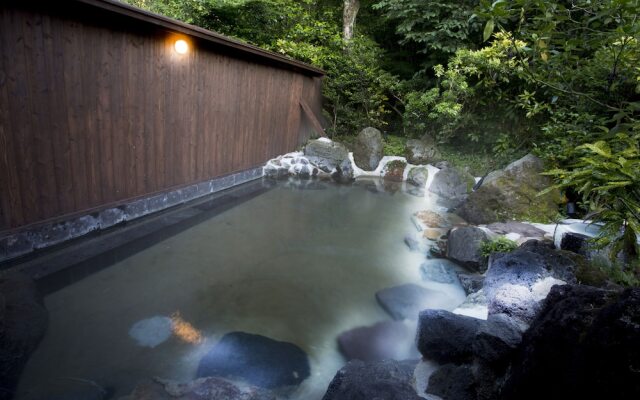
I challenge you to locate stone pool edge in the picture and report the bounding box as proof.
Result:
[0,167,263,264]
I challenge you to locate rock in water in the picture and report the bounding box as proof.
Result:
[129,377,275,400]
[353,127,384,171]
[376,284,456,320]
[304,139,349,172]
[197,332,310,389]
[416,309,484,364]
[446,226,491,272]
[383,160,406,182]
[407,166,429,188]
[331,158,355,184]
[428,167,475,205]
[404,135,440,165]
[456,154,562,224]
[322,360,422,400]
[419,259,460,284]
[0,272,48,400]
[337,320,418,362]
[501,285,640,400]
[128,316,173,348]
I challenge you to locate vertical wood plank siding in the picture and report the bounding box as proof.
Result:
[0,2,324,232]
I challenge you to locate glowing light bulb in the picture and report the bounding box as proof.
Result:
[174,39,189,54]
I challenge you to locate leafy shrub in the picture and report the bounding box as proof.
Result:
[383,135,406,156]
[480,236,518,257]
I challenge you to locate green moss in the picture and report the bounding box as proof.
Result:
[383,135,407,156]
[480,237,518,257]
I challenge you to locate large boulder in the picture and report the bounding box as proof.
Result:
[353,127,384,171]
[426,364,477,400]
[0,272,48,400]
[446,226,492,272]
[322,359,421,400]
[337,320,418,362]
[129,377,275,400]
[456,154,562,224]
[197,332,310,389]
[404,135,440,165]
[304,139,349,172]
[416,309,484,364]
[416,309,523,367]
[331,158,355,184]
[484,240,577,326]
[376,284,457,320]
[501,285,640,400]
[428,167,475,205]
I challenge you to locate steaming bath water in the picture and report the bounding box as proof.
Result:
[16,179,466,399]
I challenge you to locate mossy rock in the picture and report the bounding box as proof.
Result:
[383,160,407,182]
[457,154,562,224]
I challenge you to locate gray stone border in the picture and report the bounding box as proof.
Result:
[0,167,263,263]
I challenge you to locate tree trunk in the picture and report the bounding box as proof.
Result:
[343,0,360,41]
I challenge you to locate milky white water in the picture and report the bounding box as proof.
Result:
[17,179,467,399]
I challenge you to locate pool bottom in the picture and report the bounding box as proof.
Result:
[16,178,466,400]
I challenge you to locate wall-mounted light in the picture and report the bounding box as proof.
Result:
[174,39,189,54]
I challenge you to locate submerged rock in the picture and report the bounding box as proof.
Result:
[129,377,275,400]
[456,154,562,224]
[446,226,492,272]
[353,127,384,171]
[0,272,48,400]
[128,316,173,348]
[501,285,640,399]
[322,359,421,400]
[405,135,440,165]
[337,320,418,362]
[419,259,460,284]
[197,332,310,389]
[376,284,457,320]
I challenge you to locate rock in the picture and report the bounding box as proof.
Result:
[405,136,440,165]
[407,166,429,188]
[322,359,422,400]
[353,127,384,171]
[456,154,562,224]
[472,313,523,367]
[422,228,445,241]
[382,160,406,182]
[446,226,491,272]
[484,240,577,325]
[486,222,546,238]
[196,332,310,389]
[560,231,592,256]
[501,285,640,399]
[404,235,430,255]
[434,161,450,169]
[452,290,488,319]
[419,259,460,284]
[129,377,275,400]
[416,309,484,364]
[426,364,476,400]
[304,139,349,172]
[457,273,485,295]
[0,272,48,400]
[337,320,418,362]
[128,316,173,348]
[331,158,354,184]
[376,284,457,320]
[428,167,475,204]
[411,211,448,230]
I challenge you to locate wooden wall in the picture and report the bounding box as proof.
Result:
[0,1,324,233]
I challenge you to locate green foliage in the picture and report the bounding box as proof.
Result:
[373,0,481,64]
[480,236,518,257]
[383,135,406,156]
[543,129,640,261]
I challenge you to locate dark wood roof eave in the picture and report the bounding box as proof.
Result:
[73,0,326,77]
